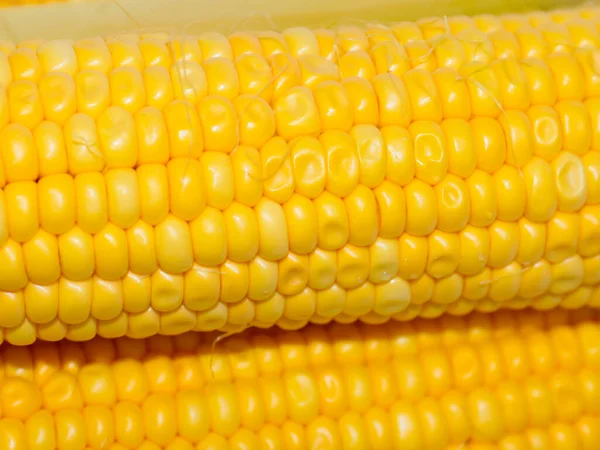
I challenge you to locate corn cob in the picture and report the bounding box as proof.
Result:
[0,308,596,449]
[1,7,600,344]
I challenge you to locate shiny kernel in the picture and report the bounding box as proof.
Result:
[269,54,301,102]
[262,137,294,204]
[7,80,44,129]
[283,194,317,254]
[435,174,470,232]
[523,157,558,222]
[134,107,169,165]
[556,101,592,156]
[528,105,562,161]
[167,157,206,221]
[23,229,60,285]
[0,242,27,292]
[494,165,526,221]
[372,73,411,127]
[109,66,145,114]
[432,68,471,120]
[410,121,448,186]
[9,47,41,81]
[143,66,174,109]
[38,173,76,235]
[339,50,375,80]
[142,394,177,446]
[39,72,76,125]
[582,151,600,205]
[499,110,533,168]
[344,185,378,247]
[256,30,288,58]
[155,215,194,274]
[374,181,406,239]
[171,61,207,104]
[248,256,278,301]
[312,80,353,132]
[404,179,437,236]
[441,119,476,179]
[491,58,530,111]
[198,155,233,214]
[255,198,288,261]
[398,234,428,280]
[224,202,259,263]
[434,35,467,71]
[405,40,437,72]
[74,37,112,73]
[274,86,320,140]
[34,121,68,177]
[58,226,94,280]
[164,100,203,158]
[107,37,144,71]
[471,117,506,174]
[105,168,139,228]
[290,136,326,199]
[1,123,38,183]
[427,231,460,279]
[235,54,273,102]
[219,260,249,304]
[403,69,442,122]
[319,130,359,197]
[127,220,158,275]
[552,151,588,212]
[461,62,501,118]
[580,205,600,257]
[297,53,339,89]
[489,221,519,269]
[517,218,547,266]
[5,181,39,242]
[489,262,522,302]
[203,58,239,100]
[235,95,275,149]
[199,32,233,60]
[75,71,110,119]
[546,212,580,263]
[97,111,138,172]
[546,53,586,101]
[342,77,379,126]
[137,164,169,225]
[550,255,584,295]
[64,113,104,175]
[94,223,128,280]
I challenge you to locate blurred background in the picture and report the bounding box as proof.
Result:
[0,0,589,41]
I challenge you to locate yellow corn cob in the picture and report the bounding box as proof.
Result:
[1,7,600,344]
[0,308,597,449]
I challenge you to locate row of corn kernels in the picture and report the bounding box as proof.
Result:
[3,94,600,179]
[0,252,598,344]
[0,309,598,448]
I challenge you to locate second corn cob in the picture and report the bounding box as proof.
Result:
[0,308,599,449]
[1,7,600,343]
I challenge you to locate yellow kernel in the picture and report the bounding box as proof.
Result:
[109,66,145,114]
[34,121,68,177]
[494,165,526,221]
[404,179,437,236]
[75,71,110,119]
[552,151,588,212]
[39,72,76,125]
[1,123,38,183]
[164,100,203,158]
[143,66,174,109]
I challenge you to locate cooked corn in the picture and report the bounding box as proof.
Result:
[1,8,600,343]
[0,308,598,449]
